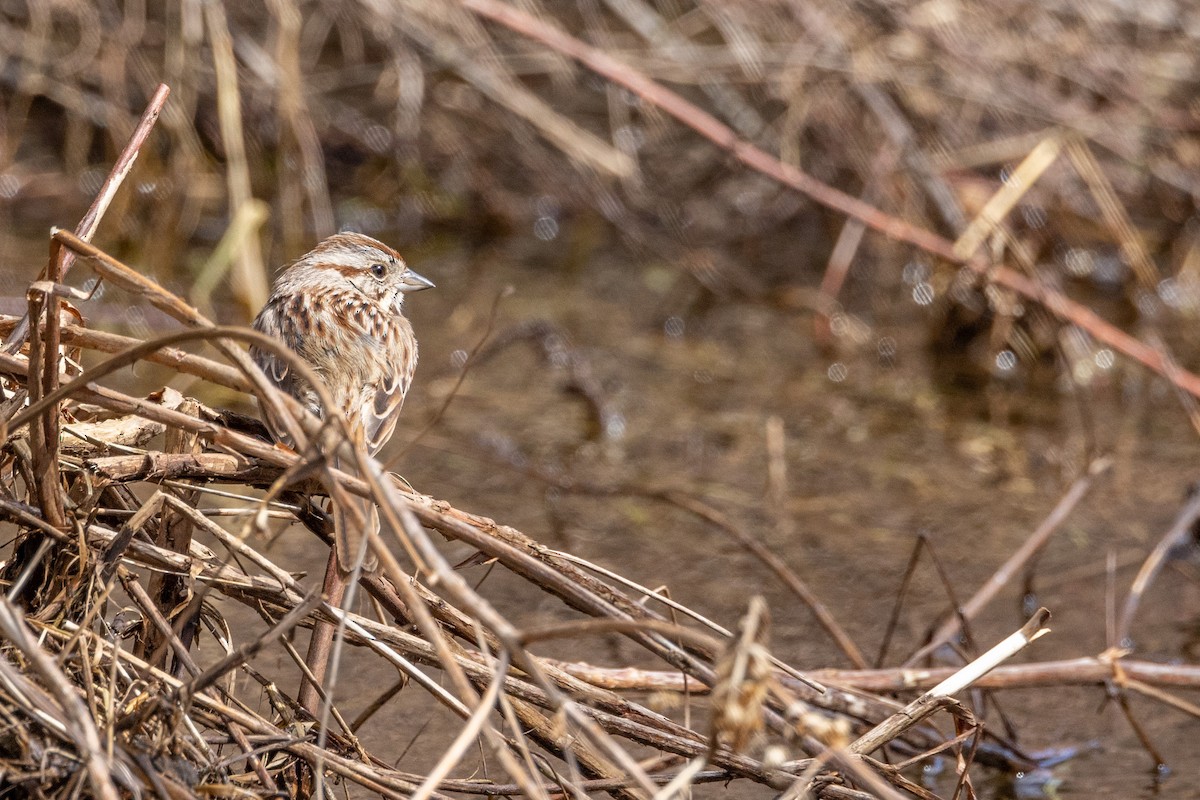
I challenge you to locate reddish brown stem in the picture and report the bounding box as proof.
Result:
[298,550,347,715]
[27,238,65,529]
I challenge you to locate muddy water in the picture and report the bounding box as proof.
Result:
[341,236,1198,797]
[5,230,1199,797]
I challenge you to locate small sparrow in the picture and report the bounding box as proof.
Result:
[250,232,433,570]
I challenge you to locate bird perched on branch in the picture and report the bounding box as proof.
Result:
[250,232,434,571]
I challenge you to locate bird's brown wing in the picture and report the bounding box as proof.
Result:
[250,301,291,385]
[360,314,417,455]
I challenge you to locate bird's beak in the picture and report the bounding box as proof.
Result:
[399,270,436,293]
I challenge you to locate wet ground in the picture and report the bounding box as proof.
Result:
[3,227,1200,797]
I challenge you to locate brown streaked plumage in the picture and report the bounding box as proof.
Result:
[251,232,433,570]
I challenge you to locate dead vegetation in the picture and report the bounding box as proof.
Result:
[2,1,1200,798]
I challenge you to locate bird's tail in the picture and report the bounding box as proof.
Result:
[330,457,380,574]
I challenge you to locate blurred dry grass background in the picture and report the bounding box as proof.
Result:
[3,0,1198,326]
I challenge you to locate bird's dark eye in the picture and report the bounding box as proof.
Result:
[370,263,386,279]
